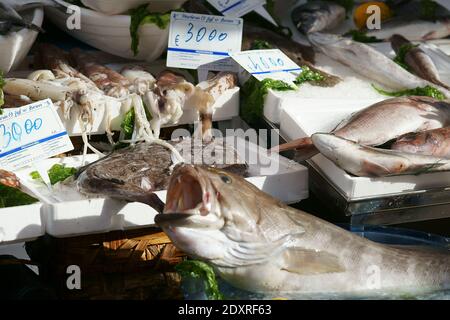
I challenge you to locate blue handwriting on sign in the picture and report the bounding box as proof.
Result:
[247,55,285,73]
[176,23,228,46]
[0,118,43,149]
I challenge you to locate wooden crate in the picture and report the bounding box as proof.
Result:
[26,227,186,300]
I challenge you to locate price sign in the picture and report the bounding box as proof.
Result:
[230,49,302,84]
[207,0,265,18]
[167,12,243,70]
[0,99,74,171]
[207,0,278,26]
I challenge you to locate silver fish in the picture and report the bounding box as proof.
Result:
[274,96,450,159]
[366,18,450,41]
[156,164,450,294]
[391,127,450,158]
[390,34,450,90]
[312,133,450,177]
[0,2,44,34]
[307,32,450,97]
[292,1,346,34]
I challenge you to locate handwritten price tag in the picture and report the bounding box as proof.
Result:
[207,0,265,18]
[230,49,302,84]
[167,12,243,70]
[0,99,74,171]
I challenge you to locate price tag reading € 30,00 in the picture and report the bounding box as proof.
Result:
[230,49,302,85]
[167,12,243,70]
[0,99,74,171]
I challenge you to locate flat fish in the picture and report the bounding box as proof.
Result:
[77,139,248,211]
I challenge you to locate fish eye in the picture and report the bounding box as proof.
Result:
[220,175,232,184]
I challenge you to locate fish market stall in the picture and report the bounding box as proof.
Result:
[0,0,449,302]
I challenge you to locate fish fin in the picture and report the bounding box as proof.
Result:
[361,160,391,177]
[283,209,306,233]
[281,248,346,275]
[413,162,445,176]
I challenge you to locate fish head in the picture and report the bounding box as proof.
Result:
[307,32,354,58]
[156,164,269,265]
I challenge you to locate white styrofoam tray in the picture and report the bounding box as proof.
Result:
[7,61,240,137]
[64,86,240,137]
[279,98,450,200]
[0,203,43,245]
[262,51,388,124]
[12,136,307,238]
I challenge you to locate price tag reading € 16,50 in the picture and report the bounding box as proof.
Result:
[167,12,243,70]
[207,0,265,18]
[230,49,302,85]
[0,99,74,171]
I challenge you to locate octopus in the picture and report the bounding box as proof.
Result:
[0,169,20,189]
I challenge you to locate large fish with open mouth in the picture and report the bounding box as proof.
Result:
[390,34,450,90]
[156,164,450,294]
[312,133,450,177]
[273,96,450,160]
[391,127,450,158]
[307,32,450,98]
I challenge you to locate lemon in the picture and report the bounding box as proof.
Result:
[353,1,392,30]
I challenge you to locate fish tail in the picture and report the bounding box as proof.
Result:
[271,137,319,161]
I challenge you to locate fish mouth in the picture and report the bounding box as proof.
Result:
[155,164,221,229]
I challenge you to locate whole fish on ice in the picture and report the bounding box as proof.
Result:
[307,32,450,98]
[390,34,450,90]
[273,96,450,159]
[156,164,450,294]
[391,127,450,159]
[292,1,346,34]
[366,19,450,41]
[312,133,450,177]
